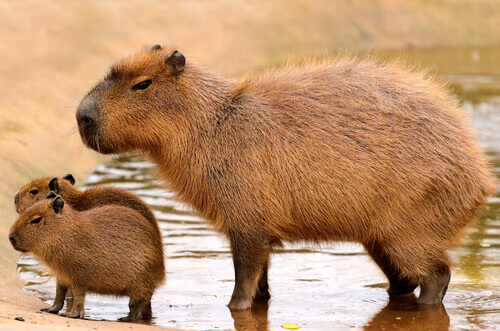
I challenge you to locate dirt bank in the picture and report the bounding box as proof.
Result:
[0,1,498,329]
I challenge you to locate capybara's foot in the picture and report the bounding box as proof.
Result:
[418,264,451,305]
[120,299,150,321]
[65,308,85,319]
[228,296,252,311]
[40,306,61,314]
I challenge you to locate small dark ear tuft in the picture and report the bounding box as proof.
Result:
[48,178,60,193]
[62,174,76,185]
[151,44,162,51]
[165,50,185,75]
[52,197,64,214]
[45,192,56,199]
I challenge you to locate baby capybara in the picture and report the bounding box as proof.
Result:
[76,45,495,310]
[8,193,165,320]
[14,174,160,315]
[15,174,156,226]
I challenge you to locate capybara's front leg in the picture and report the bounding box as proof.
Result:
[254,262,270,302]
[65,286,85,319]
[418,263,451,305]
[41,281,67,314]
[228,234,271,310]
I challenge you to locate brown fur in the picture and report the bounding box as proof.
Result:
[76,45,496,310]
[15,175,156,227]
[8,195,165,320]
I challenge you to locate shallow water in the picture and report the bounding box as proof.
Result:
[18,48,500,330]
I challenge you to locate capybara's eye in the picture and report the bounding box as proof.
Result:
[30,217,42,224]
[29,189,39,195]
[132,80,152,92]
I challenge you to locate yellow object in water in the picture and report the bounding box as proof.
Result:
[282,323,301,330]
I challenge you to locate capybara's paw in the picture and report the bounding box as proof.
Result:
[118,315,141,322]
[40,307,61,314]
[65,310,84,319]
[228,298,252,311]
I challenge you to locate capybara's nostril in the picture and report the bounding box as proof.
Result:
[81,115,93,126]
[9,234,16,247]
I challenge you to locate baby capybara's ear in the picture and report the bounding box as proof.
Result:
[48,178,60,193]
[52,197,64,214]
[151,44,162,51]
[165,50,185,76]
[62,174,76,185]
[45,192,56,199]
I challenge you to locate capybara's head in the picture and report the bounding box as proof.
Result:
[76,45,189,155]
[9,193,65,253]
[14,174,76,213]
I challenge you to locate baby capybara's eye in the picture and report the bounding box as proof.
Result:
[29,189,39,195]
[30,217,42,224]
[132,80,152,92]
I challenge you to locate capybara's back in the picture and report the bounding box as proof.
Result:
[76,47,495,309]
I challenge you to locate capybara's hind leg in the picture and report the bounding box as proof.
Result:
[119,298,151,321]
[65,288,74,313]
[418,263,451,305]
[364,242,418,295]
[228,234,271,310]
[41,281,68,314]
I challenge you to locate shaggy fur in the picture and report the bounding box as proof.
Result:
[76,45,495,310]
[9,195,165,320]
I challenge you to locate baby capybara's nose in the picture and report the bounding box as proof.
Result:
[9,234,17,248]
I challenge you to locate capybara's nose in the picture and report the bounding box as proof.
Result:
[76,104,96,130]
[9,234,17,248]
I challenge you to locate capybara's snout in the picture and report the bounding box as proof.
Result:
[8,232,22,252]
[76,99,98,138]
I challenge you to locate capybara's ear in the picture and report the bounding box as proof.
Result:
[165,50,185,75]
[52,197,64,214]
[48,178,60,193]
[62,174,76,185]
[151,44,162,51]
[45,192,56,199]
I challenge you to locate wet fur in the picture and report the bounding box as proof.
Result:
[76,46,496,309]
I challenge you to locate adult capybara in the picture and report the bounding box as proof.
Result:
[8,193,165,320]
[76,45,495,310]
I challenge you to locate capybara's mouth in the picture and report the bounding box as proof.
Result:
[9,236,26,252]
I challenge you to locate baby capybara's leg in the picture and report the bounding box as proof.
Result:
[418,263,451,305]
[41,281,68,314]
[119,297,151,321]
[65,288,74,313]
[65,286,85,319]
[254,262,270,302]
[228,234,271,310]
[364,242,418,295]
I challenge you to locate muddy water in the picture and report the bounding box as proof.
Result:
[18,48,500,330]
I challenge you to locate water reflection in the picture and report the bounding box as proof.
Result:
[364,294,450,331]
[17,48,500,330]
